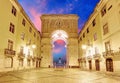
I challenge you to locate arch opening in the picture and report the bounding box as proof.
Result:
[51,30,68,68]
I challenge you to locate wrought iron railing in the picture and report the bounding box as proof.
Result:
[4,49,16,56]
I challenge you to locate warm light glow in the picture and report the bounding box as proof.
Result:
[82,45,87,49]
[32,44,36,49]
[23,46,29,57]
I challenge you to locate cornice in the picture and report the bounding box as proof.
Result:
[41,14,79,19]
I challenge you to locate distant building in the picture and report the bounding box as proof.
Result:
[78,0,120,72]
[40,14,79,68]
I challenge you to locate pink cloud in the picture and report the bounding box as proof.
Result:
[53,48,62,53]
[56,40,65,46]
[78,28,81,33]
[29,8,42,31]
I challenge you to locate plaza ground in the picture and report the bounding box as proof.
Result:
[0,68,120,83]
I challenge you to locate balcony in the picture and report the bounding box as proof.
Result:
[78,58,82,62]
[27,55,32,60]
[4,49,16,57]
[87,56,92,60]
[18,52,25,59]
[93,53,101,59]
[103,50,114,58]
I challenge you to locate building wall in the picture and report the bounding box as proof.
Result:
[78,0,120,72]
[41,15,79,67]
[0,0,41,72]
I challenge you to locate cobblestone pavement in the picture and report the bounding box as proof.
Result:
[0,68,120,83]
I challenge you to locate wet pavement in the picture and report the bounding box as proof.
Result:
[0,68,120,83]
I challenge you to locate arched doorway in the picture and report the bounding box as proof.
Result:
[106,58,113,72]
[51,30,68,68]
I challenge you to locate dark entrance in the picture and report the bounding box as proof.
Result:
[106,58,113,72]
[95,59,100,71]
[88,60,92,70]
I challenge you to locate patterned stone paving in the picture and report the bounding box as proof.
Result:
[0,68,120,83]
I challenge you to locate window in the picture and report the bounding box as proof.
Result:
[103,23,109,35]
[20,46,24,53]
[28,39,31,45]
[105,41,111,51]
[87,28,89,33]
[19,59,23,67]
[92,19,96,27]
[8,40,13,50]
[21,32,25,40]
[11,6,17,16]
[22,19,26,26]
[83,33,85,38]
[34,32,36,37]
[9,23,15,33]
[101,5,106,17]
[87,40,90,46]
[94,33,97,41]
[27,60,30,66]
[80,37,82,41]
[37,36,39,40]
[95,47,98,54]
[108,5,112,11]
[29,27,32,33]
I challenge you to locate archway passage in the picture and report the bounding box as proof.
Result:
[52,39,67,67]
[51,30,68,68]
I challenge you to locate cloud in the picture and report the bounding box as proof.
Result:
[53,48,62,53]
[29,8,42,31]
[78,28,81,33]
[18,0,100,32]
[56,40,65,46]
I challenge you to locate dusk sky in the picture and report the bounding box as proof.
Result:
[18,0,100,32]
[52,40,66,66]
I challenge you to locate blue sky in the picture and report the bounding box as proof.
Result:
[18,0,100,32]
[52,40,66,65]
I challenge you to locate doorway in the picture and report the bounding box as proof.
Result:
[88,60,92,70]
[106,58,113,72]
[95,59,100,71]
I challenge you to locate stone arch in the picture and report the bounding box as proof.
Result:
[51,30,69,68]
[51,30,68,45]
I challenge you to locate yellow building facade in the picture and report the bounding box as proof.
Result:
[1,0,120,73]
[78,0,120,72]
[0,0,41,72]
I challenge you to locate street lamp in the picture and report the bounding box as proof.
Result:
[32,44,36,49]
[82,44,87,50]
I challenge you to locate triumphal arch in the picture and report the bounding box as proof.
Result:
[40,14,79,68]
